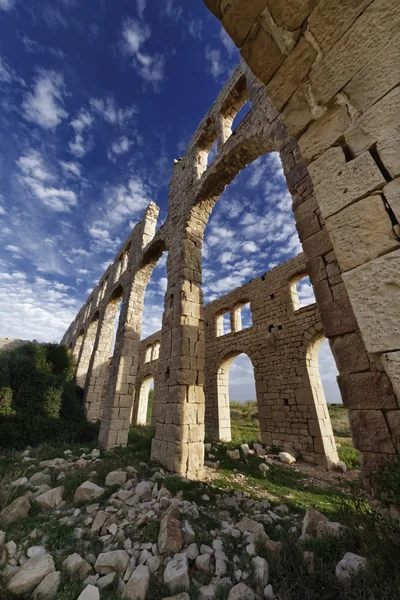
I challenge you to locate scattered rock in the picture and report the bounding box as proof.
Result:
[11,477,28,487]
[163,553,190,594]
[105,470,127,487]
[7,554,55,595]
[161,595,190,600]
[29,473,52,487]
[301,508,328,537]
[27,546,46,558]
[135,481,152,500]
[123,564,150,599]
[228,583,256,600]
[74,481,105,504]
[39,458,64,469]
[259,463,269,475]
[1,496,30,524]
[335,552,367,582]
[241,444,250,456]
[35,486,63,510]
[227,449,240,460]
[253,443,265,456]
[62,553,92,580]
[95,550,130,575]
[158,513,183,555]
[264,584,274,599]
[32,570,61,600]
[317,521,344,538]
[252,556,269,588]
[278,452,296,465]
[77,584,100,600]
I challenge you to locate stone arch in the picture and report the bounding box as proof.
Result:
[76,313,99,389]
[132,374,154,426]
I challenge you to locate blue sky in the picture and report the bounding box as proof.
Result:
[0,0,340,403]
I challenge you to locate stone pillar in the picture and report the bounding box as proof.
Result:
[231,306,242,332]
[98,272,149,448]
[216,359,233,441]
[84,300,120,422]
[151,229,205,477]
[76,320,98,389]
[133,377,153,426]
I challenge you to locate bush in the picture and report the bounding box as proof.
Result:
[0,342,98,450]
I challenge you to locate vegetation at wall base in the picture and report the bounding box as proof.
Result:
[0,342,98,449]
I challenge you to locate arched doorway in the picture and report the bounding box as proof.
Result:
[134,376,154,426]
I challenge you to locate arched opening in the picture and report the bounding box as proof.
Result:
[291,274,316,311]
[216,352,256,442]
[141,251,168,339]
[110,299,122,358]
[135,376,154,426]
[306,334,339,467]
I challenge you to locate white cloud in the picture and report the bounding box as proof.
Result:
[107,136,132,161]
[242,241,257,253]
[219,27,236,56]
[104,176,151,226]
[17,150,77,212]
[6,245,20,252]
[0,270,80,342]
[22,70,67,129]
[88,222,120,252]
[136,0,146,18]
[188,20,202,40]
[89,95,138,126]
[69,109,93,157]
[0,206,6,215]
[205,46,226,81]
[60,161,82,178]
[0,0,15,10]
[122,18,166,87]
[0,55,13,82]
[161,0,182,21]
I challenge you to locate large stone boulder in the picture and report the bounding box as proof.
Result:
[29,473,52,487]
[163,553,190,594]
[0,496,30,525]
[301,508,328,537]
[62,553,92,580]
[335,552,367,582]
[134,481,152,500]
[105,470,127,487]
[35,487,64,510]
[279,452,296,465]
[95,550,129,575]
[7,554,55,595]
[158,514,183,554]
[228,583,255,600]
[32,571,61,600]
[123,564,150,599]
[77,585,100,600]
[74,481,104,504]
[252,556,269,588]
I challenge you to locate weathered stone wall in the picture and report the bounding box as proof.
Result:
[201,0,400,476]
[63,18,400,478]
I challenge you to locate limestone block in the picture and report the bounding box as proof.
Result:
[158,514,183,555]
[384,178,400,222]
[318,298,358,337]
[266,37,317,111]
[342,249,400,353]
[329,332,369,374]
[386,410,400,451]
[344,33,400,113]
[377,128,400,179]
[383,351,400,402]
[0,496,30,525]
[338,372,397,409]
[335,553,366,582]
[349,409,396,453]
[308,0,372,53]
[325,195,398,271]
[301,227,332,259]
[299,105,350,163]
[32,571,61,600]
[268,0,318,30]
[240,24,284,86]
[281,83,316,137]
[308,147,347,188]
[345,87,400,156]
[310,0,400,104]
[315,153,386,220]
[222,0,268,46]
[7,554,55,595]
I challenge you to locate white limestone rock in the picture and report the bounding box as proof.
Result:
[199,584,216,600]
[32,570,61,600]
[0,496,30,524]
[77,585,100,600]
[228,583,256,600]
[316,521,344,538]
[95,550,129,575]
[134,481,152,500]
[11,477,28,487]
[252,556,269,588]
[123,564,150,599]
[335,552,367,582]
[264,584,274,599]
[105,470,127,487]
[163,553,190,594]
[195,553,211,574]
[186,543,199,561]
[7,554,55,595]
[259,463,269,475]
[29,473,52,487]
[36,486,64,510]
[241,443,250,456]
[279,452,296,465]
[301,508,328,537]
[27,546,46,558]
[74,481,105,505]
[227,449,240,460]
[62,553,92,580]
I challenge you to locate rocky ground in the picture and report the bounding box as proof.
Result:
[0,437,372,600]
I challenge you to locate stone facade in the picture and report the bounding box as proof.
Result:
[63,5,400,478]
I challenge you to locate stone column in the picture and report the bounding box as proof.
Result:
[98,271,149,448]
[84,300,120,422]
[151,229,205,477]
[231,306,242,332]
[76,320,98,389]
[133,377,153,426]
[216,359,233,441]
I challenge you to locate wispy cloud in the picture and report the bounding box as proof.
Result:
[205,47,227,81]
[17,150,77,212]
[69,109,93,157]
[0,55,13,83]
[22,69,67,129]
[107,136,132,162]
[136,0,146,18]
[0,0,15,10]
[121,18,166,88]
[89,95,139,126]
[60,161,82,179]
[161,0,182,22]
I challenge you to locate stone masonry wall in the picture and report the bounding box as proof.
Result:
[63,22,400,479]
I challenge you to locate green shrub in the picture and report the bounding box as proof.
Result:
[0,343,98,450]
[370,454,400,505]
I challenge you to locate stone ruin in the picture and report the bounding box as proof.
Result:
[62,0,400,481]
